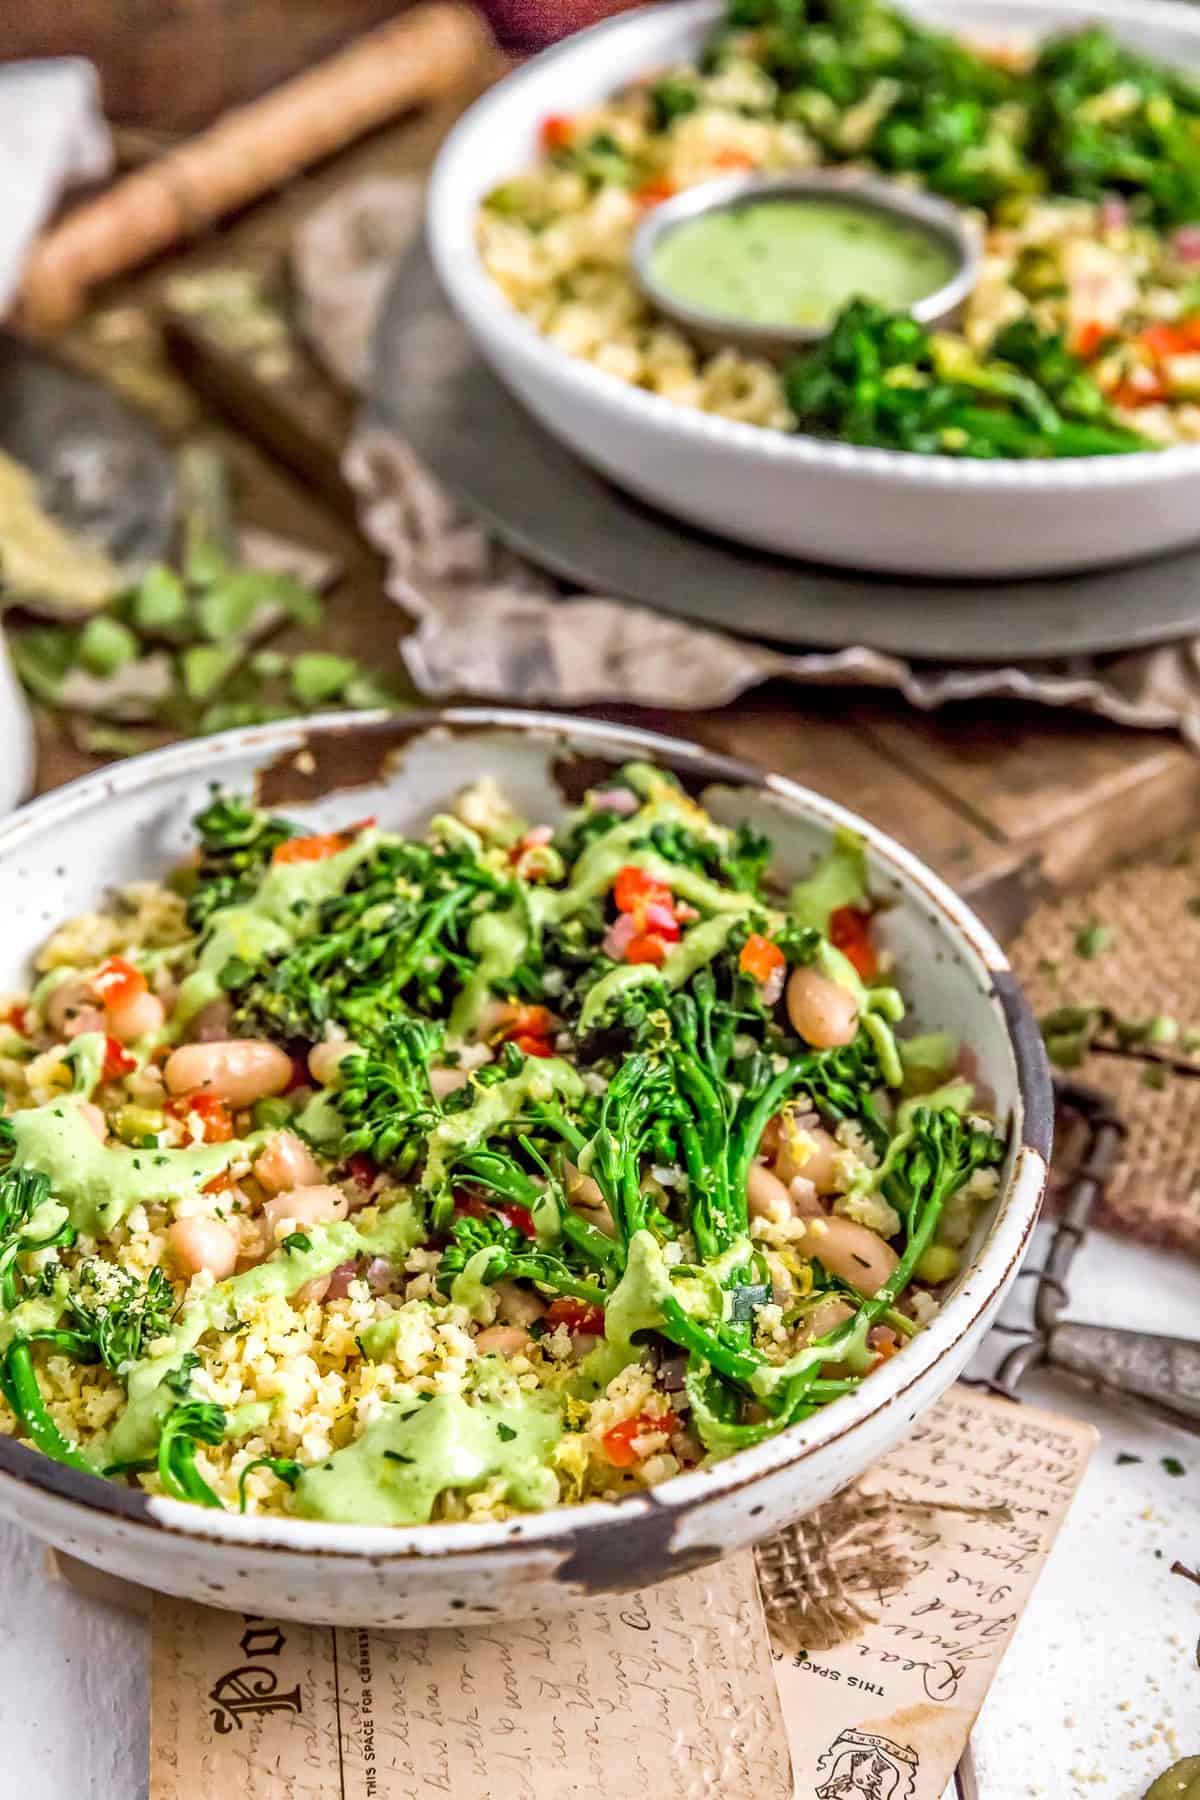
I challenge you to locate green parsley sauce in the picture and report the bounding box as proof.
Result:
[650,198,957,330]
[292,1389,562,1526]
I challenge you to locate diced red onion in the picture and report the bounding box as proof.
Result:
[1174,224,1200,263]
[1099,195,1128,233]
[642,899,680,936]
[953,1043,995,1113]
[674,901,700,923]
[761,964,785,1007]
[788,1175,823,1218]
[365,1256,395,1294]
[186,999,233,1042]
[602,911,637,960]
[590,786,639,816]
[521,824,553,847]
[326,1259,359,1300]
[658,1355,689,1392]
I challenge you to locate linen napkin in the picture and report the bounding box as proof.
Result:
[0,60,112,319]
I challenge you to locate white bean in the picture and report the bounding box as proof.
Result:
[802,1296,855,1345]
[45,978,97,1037]
[293,1276,333,1308]
[494,1280,546,1328]
[307,1039,360,1087]
[474,1324,533,1357]
[772,1121,844,1194]
[788,1175,824,1218]
[254,1131,323,1195]
[801,1217,898,1297]
[186,998,233,1042]
[746,1161,794,1221]
[429,1064,471,1100]
[566,1162,616,1236]
[168,1216,239,1280]
[164,1039,293,1108]
[108,988,165,1045]
[262,1184,349,1239]
[126,1062,165,1105]
[75,1101,108,1143]
[785,966,859,1049]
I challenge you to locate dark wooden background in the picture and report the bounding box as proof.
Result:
[0,1,640,129]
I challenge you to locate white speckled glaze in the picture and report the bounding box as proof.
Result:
[428,0,1200,577]
[0,711,1050,1625]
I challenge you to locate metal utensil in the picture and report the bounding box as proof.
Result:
[0,331,176,586]
[981,1080,1200,1433]
[630,169,981,356]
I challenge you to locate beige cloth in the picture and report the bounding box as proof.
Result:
[295,176,1200,741]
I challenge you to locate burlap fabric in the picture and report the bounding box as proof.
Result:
[1013,843,1200,1254]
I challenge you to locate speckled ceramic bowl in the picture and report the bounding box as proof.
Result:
[0,711,1050,1626]
[428,0,1200,576]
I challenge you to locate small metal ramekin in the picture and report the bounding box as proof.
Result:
[630,169,982,357]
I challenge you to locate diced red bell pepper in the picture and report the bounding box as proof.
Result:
[498,1004,555,1040]
[3,1004,29,1036]
[1070,320,1109,359]
[739,932,786,984]
[1110,375,1167,408]
[633,178,676,208]
[601,1409,678,1467]
[165,1090,234,1142]
[102,1035,137,1081]
[272,818,375,865]
[613,865,672,915]
[624,933,667,966]
[497,1202,536,1238]
[93,956,147,1011]
[1138,317,1200,360]
[495,1003,556,1059]
[453,1191,535,1237]
[540,113,575,152]
[544,1296,606,1336]
[202,1169,238,1196]
[829,905,879,980]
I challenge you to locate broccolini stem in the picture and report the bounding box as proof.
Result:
[1,1341,97,1474]
[504,1259,607,1306]
[658,1294,762,1384]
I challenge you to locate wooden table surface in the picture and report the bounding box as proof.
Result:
[40,66,1200,944]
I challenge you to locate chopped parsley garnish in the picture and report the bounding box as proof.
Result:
[1074,920,1114,960]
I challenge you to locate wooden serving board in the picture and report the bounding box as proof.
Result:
[39,69,1200,943]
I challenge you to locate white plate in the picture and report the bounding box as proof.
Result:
[428,0,1200,578]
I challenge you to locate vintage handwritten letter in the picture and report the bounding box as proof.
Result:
[148,1549,793,1800]
[132,1385,1093,1800]
[771,1386,1096,1800]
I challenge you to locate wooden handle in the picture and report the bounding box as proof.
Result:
[18,2,490,332]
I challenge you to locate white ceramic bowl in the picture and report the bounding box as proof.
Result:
[0,711,1050,1626]
[428,0,1200,577]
